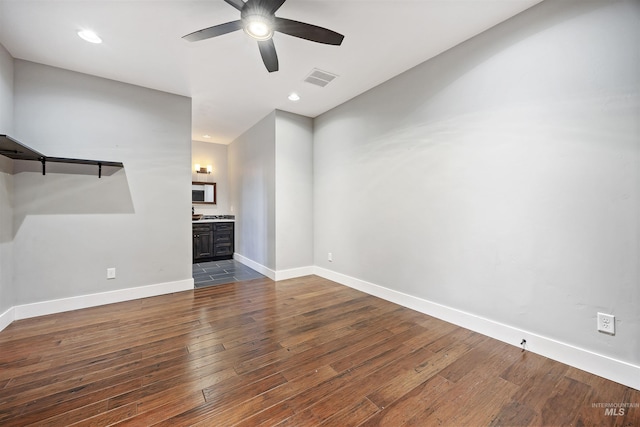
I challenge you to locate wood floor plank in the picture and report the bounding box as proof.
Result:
[4,348,142,388]
[366,338,470,410]
[106,365,237,411]
[193,365,339,427]
[537,376,591,426]
[273,340,452,426]
[28,399,110,427]
[360,374,452,427]
[111,390,205,426]
[406,341,521,426]
[0,348,189,413]
[155,373,289,426]
[68,402,137,427]
[445,376,518,426]
[488,400,538,427]
[505,355,570,413]
[565,366,640,426]
[0,275,636,426]
[318,397,380,427]
[0,378,143,426]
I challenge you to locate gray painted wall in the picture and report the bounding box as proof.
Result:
[12,60,192,304]
[228,112,276,269]
[0,42,14,314]
[275,111,313,271]
[228,110,314,272]
[314,0,639,365]
[0,43,11,134]
[192,140,229,215]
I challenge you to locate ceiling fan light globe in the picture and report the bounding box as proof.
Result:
[243,15,274,40]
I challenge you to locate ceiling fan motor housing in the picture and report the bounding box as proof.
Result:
[241,6,276,41]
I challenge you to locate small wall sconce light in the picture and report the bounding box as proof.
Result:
[194,164,212,174]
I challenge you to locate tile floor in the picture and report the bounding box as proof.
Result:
[192,259,266,288]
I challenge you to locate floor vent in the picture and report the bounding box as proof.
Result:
[304,68,338,87]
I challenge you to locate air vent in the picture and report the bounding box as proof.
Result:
[304,68,338,87]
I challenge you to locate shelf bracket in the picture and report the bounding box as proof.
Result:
[1,135,123,177]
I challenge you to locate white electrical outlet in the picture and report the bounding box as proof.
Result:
[107,268,116,279]
[328,252,333,262]
[597,312,615,334]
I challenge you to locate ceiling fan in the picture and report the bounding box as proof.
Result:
[183,0,344,72]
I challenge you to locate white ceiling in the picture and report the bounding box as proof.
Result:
[0,0,542,145]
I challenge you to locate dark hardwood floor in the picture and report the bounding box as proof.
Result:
[0,275,638,426]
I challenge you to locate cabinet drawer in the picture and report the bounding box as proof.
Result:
[214,222,234,232]
[214,235,232,245]
[214,243,233,256]
[193,224,212,233]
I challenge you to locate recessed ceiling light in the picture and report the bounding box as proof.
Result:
[77,29,102,44]
[288,93,301,101]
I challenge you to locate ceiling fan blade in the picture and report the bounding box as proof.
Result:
[183,20,243,42]
[258,39,279,72]
[223,0,245,11]
[274,18,344,45]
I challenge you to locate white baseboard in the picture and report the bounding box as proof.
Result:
[8,278,194,323]
[0,306,15,331]
[234,253,276,280]
[314,266,640,391]
[275,266,315,281]
[233,253,314,282]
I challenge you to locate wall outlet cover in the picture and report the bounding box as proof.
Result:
[597,312,615,335]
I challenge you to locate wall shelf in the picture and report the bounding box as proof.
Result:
[0,134,123,178]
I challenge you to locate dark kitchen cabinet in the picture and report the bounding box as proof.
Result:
[192,222,234,263]
[213,222,234,258]
[193,223,214,261]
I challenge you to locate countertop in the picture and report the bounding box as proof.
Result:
[192,215,235,223]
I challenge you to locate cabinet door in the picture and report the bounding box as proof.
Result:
[213,223,234,257]
[193,225,214,261]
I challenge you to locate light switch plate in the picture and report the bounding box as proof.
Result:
[107,268,116,279]
[597,312,615,335]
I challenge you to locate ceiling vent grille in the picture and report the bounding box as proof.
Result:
[304,68,338,87]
